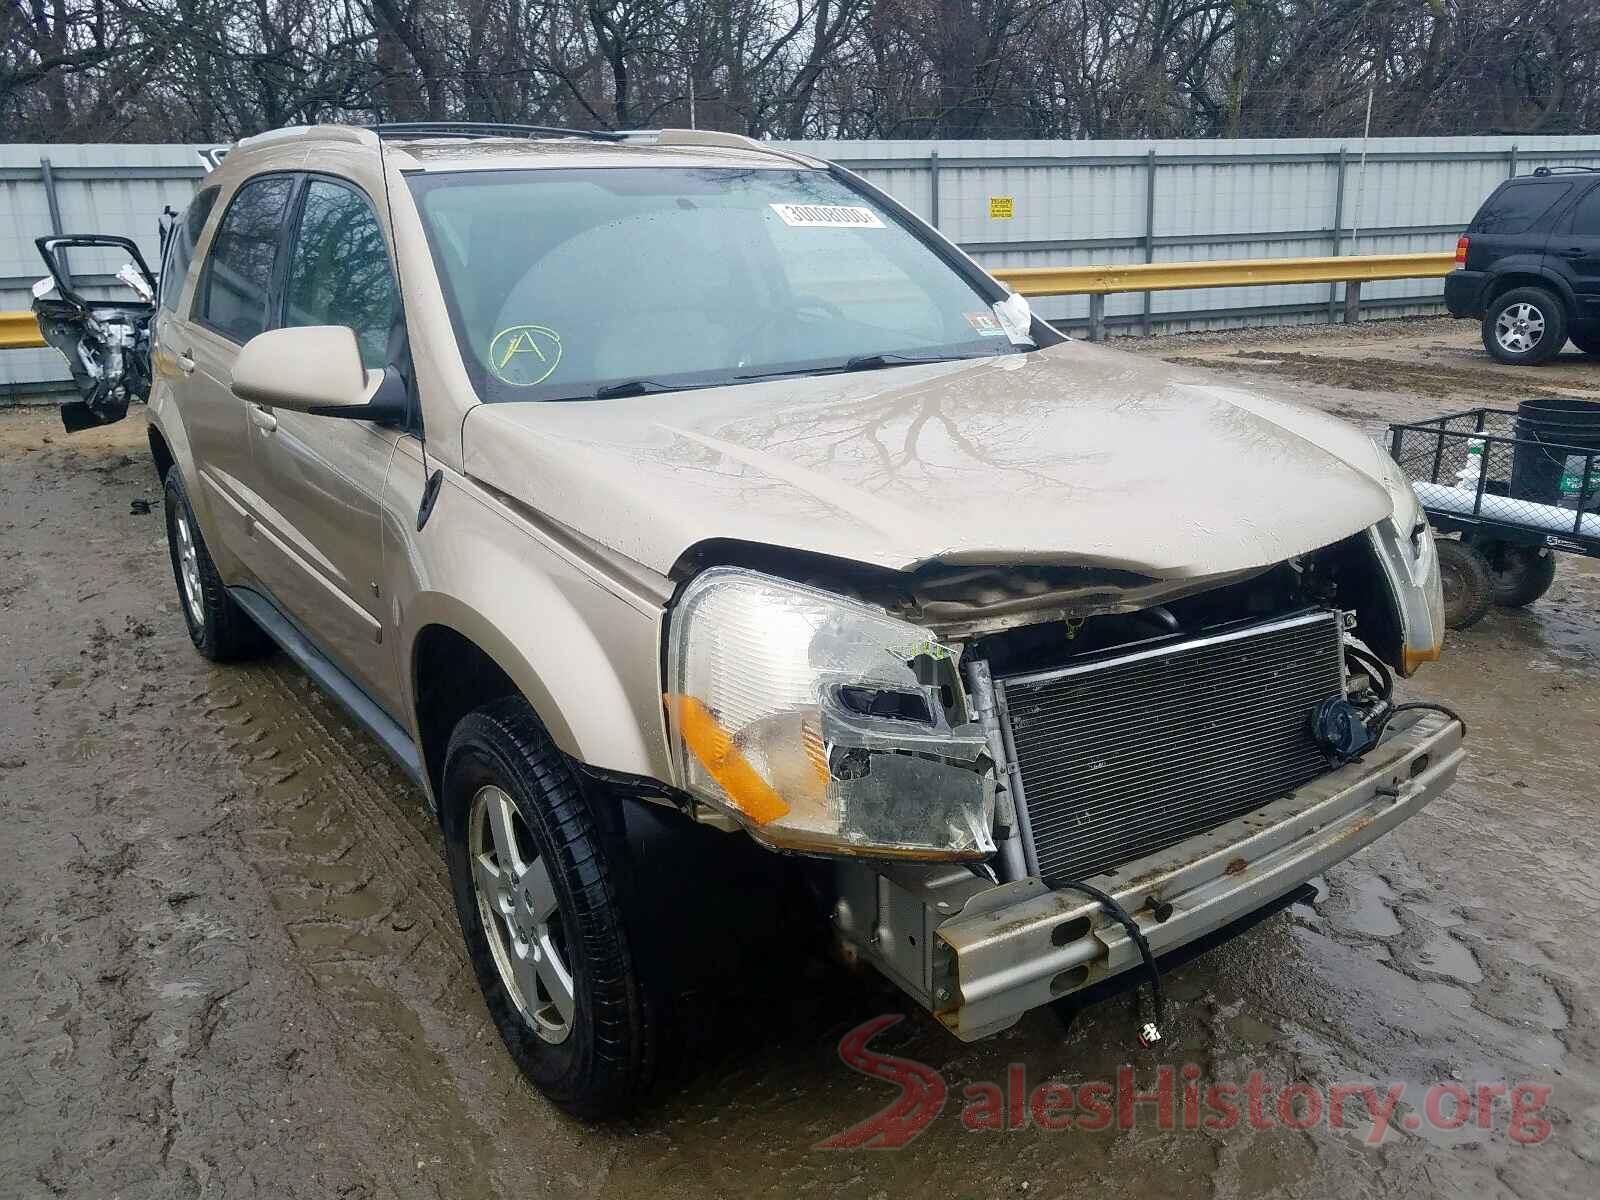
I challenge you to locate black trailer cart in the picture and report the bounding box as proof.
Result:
[1388,401,1600,630]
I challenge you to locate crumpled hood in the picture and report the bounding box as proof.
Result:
[461,340,1395,579]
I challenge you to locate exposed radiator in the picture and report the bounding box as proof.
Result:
[995,609,1344,882]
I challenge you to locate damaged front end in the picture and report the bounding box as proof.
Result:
[670,521,1457,1040]
[31,236,157,432]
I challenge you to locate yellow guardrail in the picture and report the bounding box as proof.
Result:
[991,251,1454,297]
[0,251,1455,355]
[991,250,1455,341]
[0,310,46,349]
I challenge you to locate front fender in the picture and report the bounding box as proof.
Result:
[386,447,673,788]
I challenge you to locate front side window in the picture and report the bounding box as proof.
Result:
[282,179,400,369]
[160,186,218,313]
[408,167,1020,403]
[198,174,294,343]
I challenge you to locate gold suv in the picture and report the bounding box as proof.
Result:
[37,123,1463,1118]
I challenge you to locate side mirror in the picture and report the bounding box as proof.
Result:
[992,291,1036,346]
[231,326,405,421]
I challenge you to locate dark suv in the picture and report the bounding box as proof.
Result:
[1446,166,1600,365]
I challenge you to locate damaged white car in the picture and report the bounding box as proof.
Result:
[35,123,1462,1119]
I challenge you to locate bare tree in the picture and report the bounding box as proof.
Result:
[4,0,1598,142]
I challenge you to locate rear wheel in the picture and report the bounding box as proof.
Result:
[1473,539,1559,607]
[442,698,659,1119]
[1482,286,1567,365]
[1436,538,1494,630]
[163,470,268,660]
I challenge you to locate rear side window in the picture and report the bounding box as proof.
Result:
[159,187,218,312]
[1470,181,1572,235]
[281,179,400,369]
[1569,186,1600,237]
[198,174,294,342]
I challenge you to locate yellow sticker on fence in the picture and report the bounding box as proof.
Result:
[989,196,1014,220]
[487,324,562,387]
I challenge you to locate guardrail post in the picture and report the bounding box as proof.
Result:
[1088,294,1106,343]
[1328,146,1347,324]
[1142,148,1157,336]
[1509,144,1519,178]
[929,148,941,229]
[1344,279,1362,325]
[40,157,71,287]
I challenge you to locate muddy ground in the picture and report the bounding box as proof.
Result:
[3,316,1598,1199]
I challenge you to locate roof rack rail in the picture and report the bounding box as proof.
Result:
[1531,165,1600,176]
[369,122,625,143]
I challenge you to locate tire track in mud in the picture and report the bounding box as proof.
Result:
[2,417,504,1199]
[192,658,526,1190]
[206,661,465,998]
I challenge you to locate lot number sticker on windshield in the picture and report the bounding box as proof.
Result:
[769,203,885,229]
[487,324,563,387]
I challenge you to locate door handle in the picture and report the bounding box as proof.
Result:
[1557,246,1587,258]
[249,404,278,433]
[176,349,196,375]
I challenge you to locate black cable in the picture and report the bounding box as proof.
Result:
[1344,642,1394,702]
[1367,700,1467,745]
[1042,876,1165,1047]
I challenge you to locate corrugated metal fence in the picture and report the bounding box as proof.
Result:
[7,134,1600,394]
[796,135,1600,332]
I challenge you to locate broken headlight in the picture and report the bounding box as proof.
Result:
[664,567,996,860]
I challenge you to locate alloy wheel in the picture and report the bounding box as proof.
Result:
[468,784,575,1044]
[1495,303,1546,354]
[174,511,205,627]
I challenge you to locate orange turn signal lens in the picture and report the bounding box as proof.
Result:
[667,695,791,826]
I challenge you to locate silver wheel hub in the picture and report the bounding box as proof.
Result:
[174,511,205,626]
[468,784,575,1044]
[1495,303,1546,354]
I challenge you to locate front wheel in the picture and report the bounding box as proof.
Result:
[163,470,268,660]
[442,698,658,1119]
[1482,286,1568,365]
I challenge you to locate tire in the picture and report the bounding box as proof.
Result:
[1476,540,1559,607]
[1435,538,1494,630]
[1569,328,1600,357]
[162,469,269,660]
[442,698,658,1119]
[1481,286,1568,365]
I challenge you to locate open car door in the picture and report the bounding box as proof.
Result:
[32,235,157,432]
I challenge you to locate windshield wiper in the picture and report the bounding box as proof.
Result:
[735,351,990,383]
[550,353,991,401]
[546,378,717,402]
[842,352,980,370]
[592,378,681,399]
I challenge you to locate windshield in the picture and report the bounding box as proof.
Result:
[407,166,1025,402]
